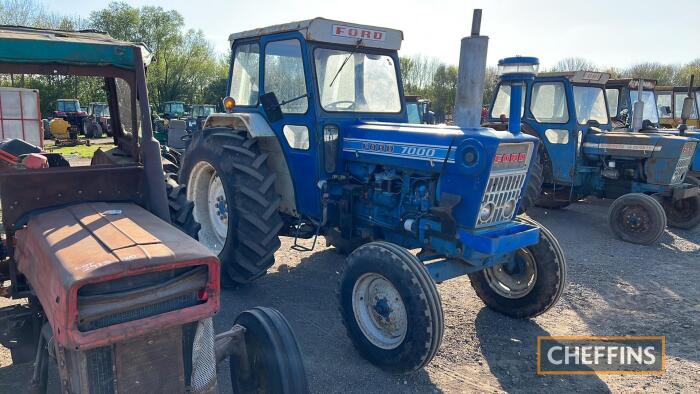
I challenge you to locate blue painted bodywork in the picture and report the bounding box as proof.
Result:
[226,32,544,278]
[489,67,699,200]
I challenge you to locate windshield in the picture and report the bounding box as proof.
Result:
[314,48,401,113]
[629,90,659,123]
[490,83,525,120]
[58,100,80,112]
[406,102,421,124]
[193,105,215,117]
[166,102,185,114]
[94,104,110,117]
[573,86,608,125]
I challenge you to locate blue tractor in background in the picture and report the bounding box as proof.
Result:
[170,15,567,373]
[405,95,435,124]
[486,57,700,244]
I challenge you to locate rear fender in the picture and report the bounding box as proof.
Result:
[202,113,298,217]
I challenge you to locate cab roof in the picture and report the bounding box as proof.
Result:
[656,85,699,93]
[537,71,610,85]
[228,17,403,50]
[607,78,657,90]
[0,25,152,69]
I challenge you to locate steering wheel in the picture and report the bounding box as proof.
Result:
[325,100,356,110]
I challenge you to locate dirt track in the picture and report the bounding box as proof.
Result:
[1,197,698,393]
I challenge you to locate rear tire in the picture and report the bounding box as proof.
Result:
[519,146,544,213]
[658,176,700,229]
[608,193,666,245]
[338,241,443,373]
[469,216,566,318]
[230,307,308,394]
[181,127,283,284]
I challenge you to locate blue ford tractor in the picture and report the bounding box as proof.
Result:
[486,57,700,244]
[171,15,567,373]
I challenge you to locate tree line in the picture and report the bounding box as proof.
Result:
[0,0,228,116]
[1,0,698,121]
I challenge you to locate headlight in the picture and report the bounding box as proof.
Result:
[502,199,516,218]
[478,202,495,222]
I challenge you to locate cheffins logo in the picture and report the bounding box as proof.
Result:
[537,336,665,375]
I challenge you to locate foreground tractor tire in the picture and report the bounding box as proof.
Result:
[181,127,283,284]
[658,176,700,230]
[608,193,666,245]
[230,307,308,394]
[338,241,443,373]
[165,176,201,240]
[469,216,567,318]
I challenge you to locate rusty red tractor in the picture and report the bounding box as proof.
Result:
[0,26,307,393]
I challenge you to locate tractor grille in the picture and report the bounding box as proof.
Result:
[77,266,208,332]
[476,142,533,228]
[672,142,696,184]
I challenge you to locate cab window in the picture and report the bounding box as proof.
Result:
[657,93,672,119]
[264,39,308,114]
[490,84,525,120]
[530,82,568,123]
[605,88,619,117]
[230,42,260,106]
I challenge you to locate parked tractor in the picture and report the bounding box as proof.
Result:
[188,104,217,132]
[53,98,88,133]
[84,101,111,137]
[0,26,307,393]
[405,95,435,124]
[161,100,187,119]
[486,57,700,244]
[171,14,567,373]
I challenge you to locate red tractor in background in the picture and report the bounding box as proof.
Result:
[0,26,307,393]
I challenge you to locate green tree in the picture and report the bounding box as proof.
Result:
[430,64,458,122]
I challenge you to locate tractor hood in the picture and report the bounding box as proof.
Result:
[582,132,696,159]
[341,121,538,173]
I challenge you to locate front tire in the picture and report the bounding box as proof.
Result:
[230,307,308,394]
[338,241,443,373]
[608,193,666,244]
[469,216,567,318]
[181,127,283,284]
[659,176,700,229]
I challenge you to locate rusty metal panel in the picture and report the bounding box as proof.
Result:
[115,327,186,393]
[0,165,145,231]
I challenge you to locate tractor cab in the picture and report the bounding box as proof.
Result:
[606,78,660,129]
[53,98,87,133]
[161,100,186,119]
[488,56,700,244]
[487,60,612,188]
[656,85,700,128]
[405,95,435,124]
[187,103,217,131]
[85,101,111,137]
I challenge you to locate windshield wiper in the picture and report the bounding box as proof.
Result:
[329,39,363,87]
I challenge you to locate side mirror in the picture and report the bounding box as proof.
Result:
[681,97,696,122]
[260,92,283,123]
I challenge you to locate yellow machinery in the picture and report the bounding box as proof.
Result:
[49,118,89,146]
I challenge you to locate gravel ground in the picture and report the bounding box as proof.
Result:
[1,197,698,393]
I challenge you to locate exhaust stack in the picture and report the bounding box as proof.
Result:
[454,9,488,129]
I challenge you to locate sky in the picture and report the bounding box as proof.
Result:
[42,0,699,69]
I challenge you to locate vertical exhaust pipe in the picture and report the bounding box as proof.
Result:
[454,9,488,129]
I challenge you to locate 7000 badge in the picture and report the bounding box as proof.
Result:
[361,142,438,158]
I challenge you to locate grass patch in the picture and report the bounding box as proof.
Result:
[46,143,116,158]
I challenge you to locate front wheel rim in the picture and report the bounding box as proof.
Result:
[484,249,538,299]
[352,273,407,350]
[189,161,229,254]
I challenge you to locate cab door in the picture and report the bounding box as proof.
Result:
[259,34,322,219]
[525,80,578,184]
